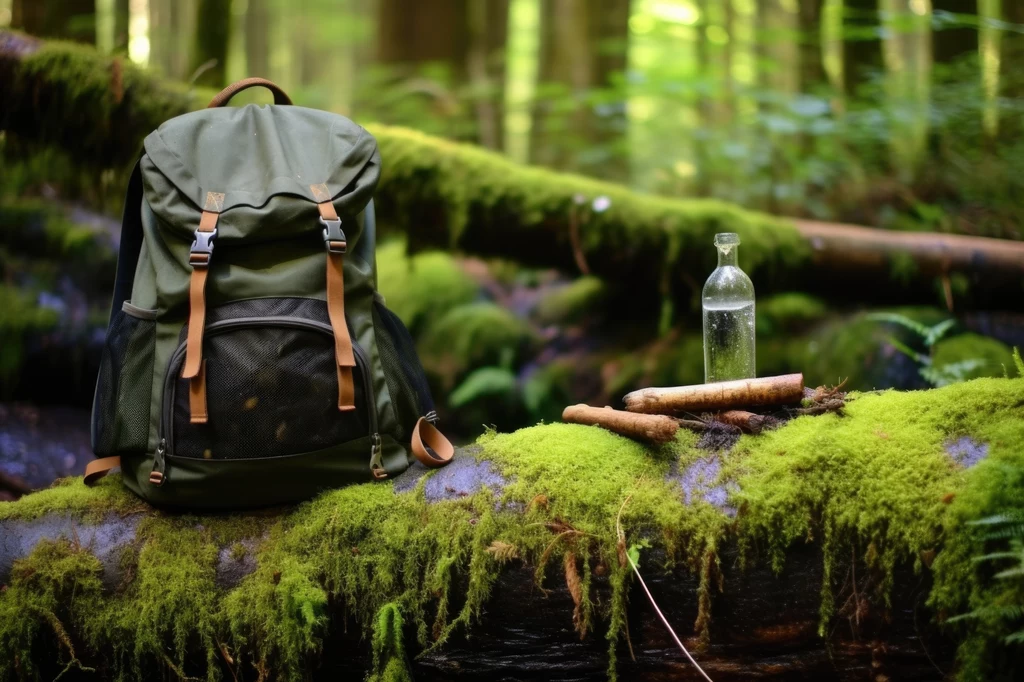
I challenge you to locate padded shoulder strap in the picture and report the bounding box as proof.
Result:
[355,199,377,285]
[110,160,145,321]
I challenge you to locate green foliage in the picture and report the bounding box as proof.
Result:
[449,367,519,409]
[533,276,608,326]
[869,313,1014,387]
[0,285,59,388]
[418,302,538,389]
[376,239,480,335]
[755,293,829,336]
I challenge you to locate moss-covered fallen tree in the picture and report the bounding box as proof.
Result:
[1,378,1022,680]
[3,31,1023,311]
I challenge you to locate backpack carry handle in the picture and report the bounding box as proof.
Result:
[208,78,293,108]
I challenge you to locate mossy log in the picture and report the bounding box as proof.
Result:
[3,31,1023,310]
[2,378,1022,680]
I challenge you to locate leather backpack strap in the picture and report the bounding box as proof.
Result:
[411,418,455,468]
[312,184,357,412]
[207,78,292,107]
[182,193,223,423]
[84,456,121,485]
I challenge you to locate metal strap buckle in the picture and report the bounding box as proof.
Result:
[320,216,347,254]
[189,228,217,266]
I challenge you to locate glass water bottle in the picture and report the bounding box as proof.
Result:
[702,233,756,383]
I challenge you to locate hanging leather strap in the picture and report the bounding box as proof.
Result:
[411,417,455,468]
[312,184,357,412]
[182,193,222,423]
[84,456,121,485]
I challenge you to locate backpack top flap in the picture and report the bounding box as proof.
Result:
[141,103,380,245]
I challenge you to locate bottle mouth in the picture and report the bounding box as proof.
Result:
[714,233,740,247]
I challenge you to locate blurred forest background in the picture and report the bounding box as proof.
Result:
[2,0,1024,485]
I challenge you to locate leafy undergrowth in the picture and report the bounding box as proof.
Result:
[1,378,1022,681]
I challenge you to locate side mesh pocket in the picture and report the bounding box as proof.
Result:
[92,306,156,455]
[373,300,436,442]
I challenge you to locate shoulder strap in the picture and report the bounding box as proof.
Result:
[110,160,145,320]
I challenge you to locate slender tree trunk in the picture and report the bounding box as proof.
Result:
[842,0,883,97]
[465,0,510,150]
[530,0,631,177]
[150,0,194,79]
[113,0,130,52]
[999,0,1024,132]
[245,0,269,77]
[931,0,978,66]
[11,0,96,43]
[797,0,827,94]
[694,0,713,196]
[191,0,232,87]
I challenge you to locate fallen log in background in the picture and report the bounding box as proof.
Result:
[624,374,805,415]
[562,404,679,444]
[3,31,1024,310]
[1,378,1021,681]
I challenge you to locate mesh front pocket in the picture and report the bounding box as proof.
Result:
[373,301,435,441]
[93,307,156,455]
[170,324,369,460]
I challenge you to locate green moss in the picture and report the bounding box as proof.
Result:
[932,333,1016,382]
[533,276,608,326]
[376,239,480,335]
[2,382,1022,680]
[755,292,829,336]
[0,284,60,389]
[418,302,538,389]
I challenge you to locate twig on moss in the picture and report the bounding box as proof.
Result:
[624,374,804,414]
[563,404,679,444]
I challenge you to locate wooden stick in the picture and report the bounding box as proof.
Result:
[624,373,804,415]
[717,410,780,435]
[562,404,679,444]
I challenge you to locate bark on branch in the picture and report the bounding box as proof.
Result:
[624,373,805,414]
[561,404,679,444]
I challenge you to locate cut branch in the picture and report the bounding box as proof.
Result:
[562,404,679,444]
[624,374,805,415]
[716,410,780,434]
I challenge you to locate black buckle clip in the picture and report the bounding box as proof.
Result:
[189,228,217,266]
[320,216,347,254]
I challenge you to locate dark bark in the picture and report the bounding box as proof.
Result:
[11,0,96,43]
[842,0,883,98]
[529,0,631,178]
[190,0,232,87]
[931,0,978,66]
[797,0,827,94]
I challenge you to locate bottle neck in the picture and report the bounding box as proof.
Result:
[717,245,738,267]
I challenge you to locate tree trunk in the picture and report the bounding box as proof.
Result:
[11,0,96,43]
[931,0,978,66]
[465,0,510,150]
[244,0,269,77]
[1000,0,1024,133]
[797,0,827,94]
[842,0,883,98]
[149,0,194,79]
[112,0,129,52]
[529,0,631,178]
[190,0,232,87]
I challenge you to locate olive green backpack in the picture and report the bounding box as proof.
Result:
[86,78,454,508]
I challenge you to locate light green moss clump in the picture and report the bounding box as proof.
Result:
[755,292,829,336]
[932,333,1016,381]
[1,384,1022,680]
[418,302,539,389]
[375,239,479,335]
[533,276,608,326]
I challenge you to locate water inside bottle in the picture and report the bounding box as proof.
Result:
[702,300,755,383]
